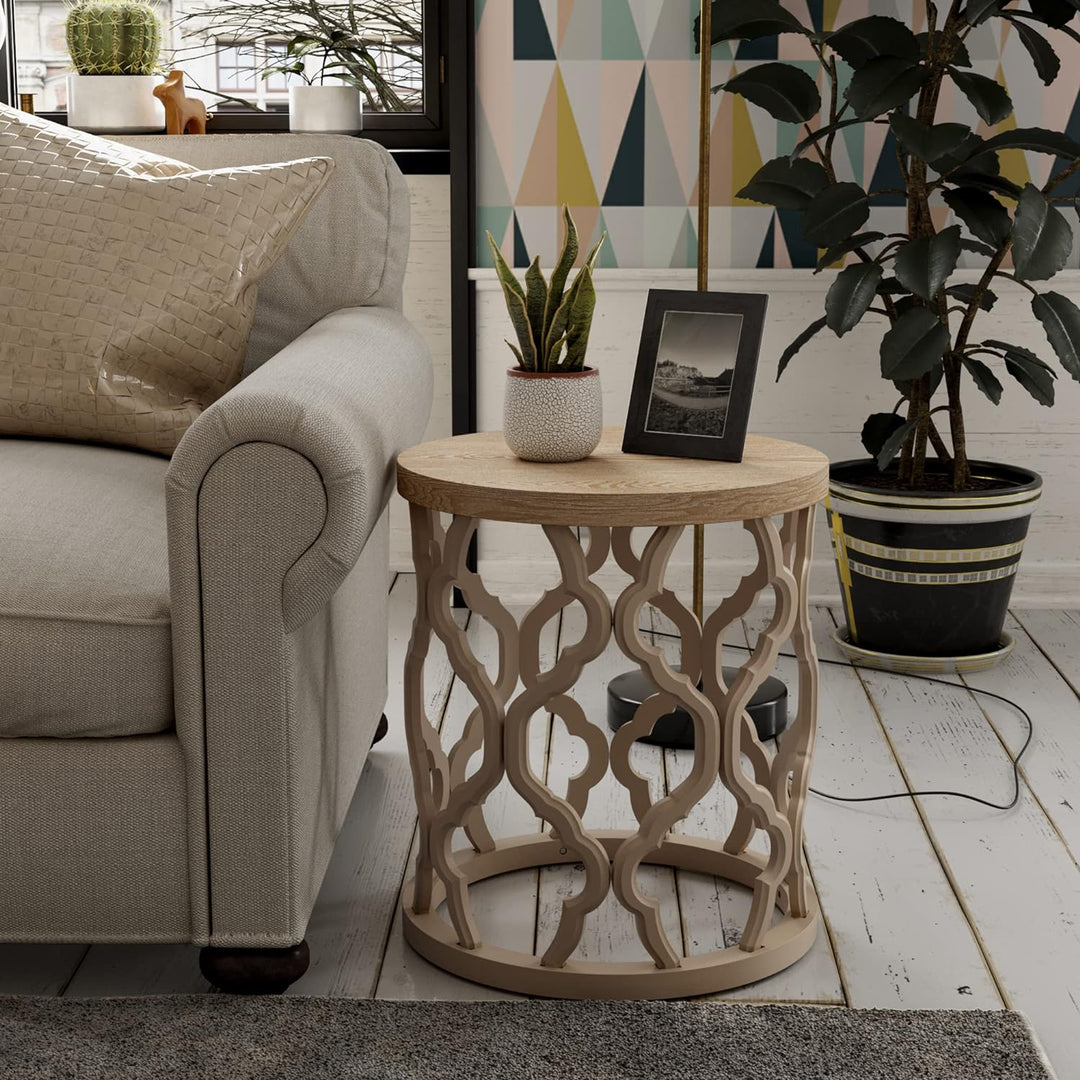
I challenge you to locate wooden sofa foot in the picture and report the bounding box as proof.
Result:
[199,940,309,994]
[371,713,389,746]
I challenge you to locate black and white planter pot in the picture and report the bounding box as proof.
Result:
[826,459,1042,673]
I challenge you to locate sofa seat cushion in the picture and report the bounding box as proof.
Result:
[0,439,173,737]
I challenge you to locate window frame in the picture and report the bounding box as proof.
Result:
[1,0,451,151]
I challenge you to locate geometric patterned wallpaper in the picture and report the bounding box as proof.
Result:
[476,0,1080,269]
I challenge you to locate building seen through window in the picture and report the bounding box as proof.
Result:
[11,0,424,118]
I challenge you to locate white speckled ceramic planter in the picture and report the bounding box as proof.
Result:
[503,367,603,463]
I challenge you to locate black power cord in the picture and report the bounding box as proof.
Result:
[645,630,1033,812]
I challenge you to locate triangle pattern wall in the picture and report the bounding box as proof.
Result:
[477,0,1080,269]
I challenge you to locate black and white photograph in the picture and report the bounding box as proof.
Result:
[644,310,742,439]
[623,290,768,462]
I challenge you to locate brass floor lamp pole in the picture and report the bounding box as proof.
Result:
[693,0,712,624]
[605,2,789,749]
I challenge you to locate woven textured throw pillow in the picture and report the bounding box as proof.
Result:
[0,106,334,454]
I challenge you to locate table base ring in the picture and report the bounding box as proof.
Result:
[401,832,820,1000]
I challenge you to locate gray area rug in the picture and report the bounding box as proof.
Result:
[0,996,1055,1080]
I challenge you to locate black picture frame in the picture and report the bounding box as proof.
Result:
[622,289,768,462]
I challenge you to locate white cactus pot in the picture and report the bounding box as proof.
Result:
[66,74,164,134]
[288,85,363,134]
[503,367,603,463]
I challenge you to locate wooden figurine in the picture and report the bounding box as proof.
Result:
[154,70,207,136]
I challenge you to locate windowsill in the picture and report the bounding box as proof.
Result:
[32,111,449,172]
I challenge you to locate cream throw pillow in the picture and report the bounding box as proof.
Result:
[0,106,334,454]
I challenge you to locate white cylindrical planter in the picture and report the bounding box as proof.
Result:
[66,74,164,134]
[289,85,363,134]
[503,367,603,463]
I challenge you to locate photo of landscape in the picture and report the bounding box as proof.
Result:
[644,310,744,438]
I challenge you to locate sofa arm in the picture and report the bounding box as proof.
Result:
[166,305,432,632]
[165,306,431,945]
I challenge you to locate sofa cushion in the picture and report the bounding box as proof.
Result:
[0,106,334,455]
[115,133,411,372]
[0,439,173,738]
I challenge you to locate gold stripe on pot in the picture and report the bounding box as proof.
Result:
[828,484,1041,512]
[847,560,1020,586]
[825,497,858,640]
[842,536,1026,564]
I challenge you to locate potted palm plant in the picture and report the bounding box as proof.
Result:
[703,0,1080,670]
[488,207,605,463]
[66,0,165,133]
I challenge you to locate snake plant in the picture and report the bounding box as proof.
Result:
[487,207,605,373]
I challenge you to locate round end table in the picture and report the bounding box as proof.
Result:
[396,428,829,999]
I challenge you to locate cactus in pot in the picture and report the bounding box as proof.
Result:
[65,0,165,134]
[488,208,607,462]
[66,0,161,76]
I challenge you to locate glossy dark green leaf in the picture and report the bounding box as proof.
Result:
[862,413,918,470]
[889,113,973,165]
[942,187,1012,246]
[826,263,885,335]
[951,172,1022,198]
[988,341,1058,404]
[965,0,1011,25]
[1009,18,1061,83]
[947,282,999,311]
[1032,290,1080,379]
[846,57,930,119]
[1012,183,1074,280]
[963,356,1004,404]
[720,64,822,124]
[695,0,810,49]
[880,307,951,380]
[777,316,828,379]
[815,232,888,271]
[949,68,1014,125]
[982,126,1080,158]
[892,364,944,399]
[894,226,962,301]
[827,16,921,67]
[986,340,1057,370]
[1026,0,1077,29]
[737,156,831,210]
[802,182,871,246]
[931,132,996,177]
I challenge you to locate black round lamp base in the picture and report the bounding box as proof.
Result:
[607,669,789,750]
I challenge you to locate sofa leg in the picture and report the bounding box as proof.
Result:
[371,713,389,746]
[199,940,309,994]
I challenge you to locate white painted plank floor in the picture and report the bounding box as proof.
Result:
[4,574,1079,1078]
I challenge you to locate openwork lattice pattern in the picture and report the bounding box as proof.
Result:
[402,505,821,999]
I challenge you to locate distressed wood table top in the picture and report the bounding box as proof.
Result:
[397,428,828,526]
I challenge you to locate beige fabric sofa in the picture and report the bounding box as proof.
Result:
[0,134,432,991]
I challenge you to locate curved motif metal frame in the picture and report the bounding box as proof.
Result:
[402,501,820,999]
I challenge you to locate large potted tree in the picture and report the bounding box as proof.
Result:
[703,0,1080,670]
